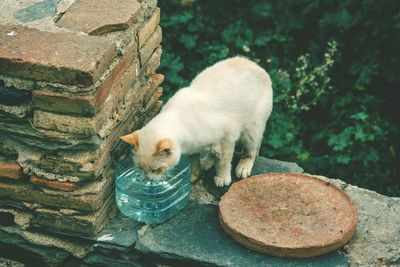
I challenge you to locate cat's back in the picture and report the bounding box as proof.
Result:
[162,57,273,132]
[190,56,270,90]
[163,56,272,117]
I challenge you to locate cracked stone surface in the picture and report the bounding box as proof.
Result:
[342,185,400,266]
[139,157,400,266]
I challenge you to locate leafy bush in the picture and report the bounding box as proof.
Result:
[158,0,400,196]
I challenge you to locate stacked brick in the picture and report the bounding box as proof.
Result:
[0,0,163,236]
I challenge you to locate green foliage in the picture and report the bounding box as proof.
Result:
[158,0,400,196]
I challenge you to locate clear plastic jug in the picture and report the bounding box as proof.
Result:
[115,153,191,224]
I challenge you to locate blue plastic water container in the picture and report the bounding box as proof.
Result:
[115,153,191,224]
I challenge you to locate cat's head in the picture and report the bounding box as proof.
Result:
[120,131,180,181]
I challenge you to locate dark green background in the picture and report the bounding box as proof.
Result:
[158,0,400,196]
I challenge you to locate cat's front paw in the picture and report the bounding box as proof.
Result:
[214,175,231,187]
[235,158,254,178]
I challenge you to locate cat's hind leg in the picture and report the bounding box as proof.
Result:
[235,125,264,179]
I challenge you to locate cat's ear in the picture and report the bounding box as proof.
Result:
[120,132,139,150]
[155,139,172,156]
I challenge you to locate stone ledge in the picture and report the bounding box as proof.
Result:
[56,0,141,35]
[1,157,399,266]
[136,203,347,267]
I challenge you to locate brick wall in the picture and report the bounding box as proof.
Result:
[0,0,163,236]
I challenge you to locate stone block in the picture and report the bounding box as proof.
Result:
[0,25,117,86]
[26,48,162,183]
[56,0,141,35]
[139,26,162,66]
[0,119,101,152]
[33,110,97,136]
[145,87,163,110]
[30,176,76,192]
[0,175,113,212]
[150,73,164,88]
[0,162,23,180]
[32,37,139,116]
[144,73,164,106]
[32,46,160,139]
[0,225,91,259]
[32,90,97,116]
[32,64,137,136]
[138,8,160,48]
[32,45,141,135]
[34,196,116,236]
[39,152,95,179]
[0,229,71,266]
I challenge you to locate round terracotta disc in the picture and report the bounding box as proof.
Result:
[219,173,357,258]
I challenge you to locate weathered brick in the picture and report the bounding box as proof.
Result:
[93,40,139,112]
[0,175,113,212]
[138,8,160,48]
[146,87,163,110]
[32,41,141,135]
[140,26,162,66]
[40,152,95,177]
[56,0,141,35]
[94,58,163,176]
[32,91,96,115]
[150,73,165,88]
[0,25,116,86]
[144,46,163,77]
[32,57,140,135]
[31,47,162,179]
[142,74,164,106]
[35,196,115,236]
[30,175,76,192]
[0,161,23,180]
[33,110,97,135]
[32,38,138,116]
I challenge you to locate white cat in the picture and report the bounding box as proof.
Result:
[121,56,273,187]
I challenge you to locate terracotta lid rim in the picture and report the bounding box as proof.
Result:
[219,173,358,257]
